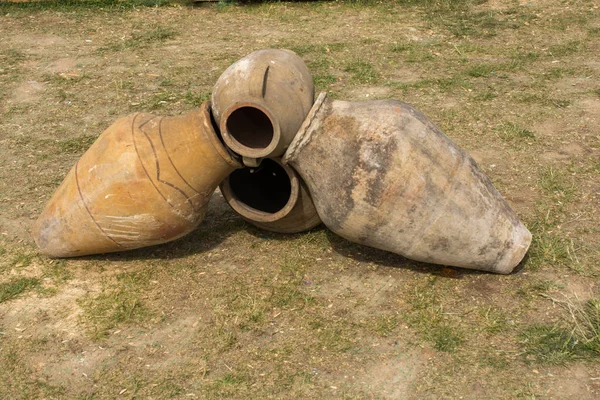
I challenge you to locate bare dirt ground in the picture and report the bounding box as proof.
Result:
[0,0,599,398]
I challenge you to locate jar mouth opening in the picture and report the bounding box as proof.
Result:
[221,103,280,159]
[221,158,299,222]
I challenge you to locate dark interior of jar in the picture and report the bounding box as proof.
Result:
[228,159,291,213]
[225,106,274,149]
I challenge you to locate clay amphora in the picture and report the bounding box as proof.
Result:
[220,158,321,234]
[283,93,532,274]
[211,49,315,166]
[32,102,241,258]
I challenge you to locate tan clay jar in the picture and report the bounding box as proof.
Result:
[32,102,241,258]
[284,93,532,274]
[220,158,321,234]
[211,49,315,166]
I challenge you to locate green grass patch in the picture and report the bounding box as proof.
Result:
[543,67,568,80]
[151,379,183,398]
[12,134,98,156]
[58,135,98,154]
[481,351,509,369]
[466,60,521,77]
[267,262,316,310]
[308,316,356,353]
[209,258,315,339]
[498,122,535,142]
[549,40,586,58]
[368,315,399,337]
[10,252,34,269]
[550,98,571,108]
[345,60,380,84]
[204,372,249,398]
[287,42,347,57]
[390,41,436,63]
[42,71,91,87]
[531,279,562,294]
[480,306,508,334]
[520,324,580,363]
[566,298,600,353]
[589,27,600,37]
[550,10,594,32]
[0,278,40,303]
[510,50,540,62]
[0,0,173,12]
[520,297,599,364]
[325,42,348,53]
[526,185,580,271]
[213,282,267,332]
[288,44,320,56]
[443,10,502,38]
[514,93,571,108]
[391,75,470,94]
[132,88,205,111]
[78,271,152,340]
[467,63,496,77]
[184,90,210,107]
[100,26,178,52]
[427,5,537,38]
[136,91,177,110]
[79,288,150,339]
[431,324,463,352]
[307,57,332,74]
[527,233,577,271]
[390,42,412,53]
[130,26,178,45]
[43,260,72,283]
[0,48,26,73]
[2,348,20,373]
[215,373,246,387]
[314,74,337,90]
[539,166,575,200]
[473,91,497,101]
[0,347,66,398]
[405,281,464,353]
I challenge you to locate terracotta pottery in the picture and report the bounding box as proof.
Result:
[220,158,321,233]
[283,93,532,274]
[211,49,315,166]
[32,102,241,258]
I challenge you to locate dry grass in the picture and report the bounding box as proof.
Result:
[0,0,599,398]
